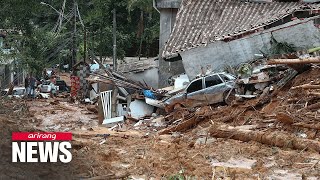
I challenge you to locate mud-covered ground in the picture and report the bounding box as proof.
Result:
[0,99,74,179]
[1,68,320,179]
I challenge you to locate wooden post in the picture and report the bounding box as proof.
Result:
[111,86,118,118]
[98,98,104,124]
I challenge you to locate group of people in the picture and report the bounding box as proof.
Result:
[24,75,37,98]
[24,74,58,98]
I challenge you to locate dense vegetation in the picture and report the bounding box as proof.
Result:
[0,0,160,74]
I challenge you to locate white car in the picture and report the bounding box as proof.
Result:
[40,81,59,93]
[164,72,236,112]
[1,87,26,98]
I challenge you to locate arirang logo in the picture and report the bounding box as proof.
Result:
[12,132,72,163]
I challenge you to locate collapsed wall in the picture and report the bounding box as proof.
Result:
[180,17,320,79]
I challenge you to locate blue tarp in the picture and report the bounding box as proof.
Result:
[143,90,156,99]
[90,64,110,72]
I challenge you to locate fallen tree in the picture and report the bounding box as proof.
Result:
[209,124,320,152]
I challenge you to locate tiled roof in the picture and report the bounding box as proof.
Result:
[163,0,320,58]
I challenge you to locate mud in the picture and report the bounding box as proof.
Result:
[1,67,320,179]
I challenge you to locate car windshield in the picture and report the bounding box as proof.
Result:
[220,74,236,81]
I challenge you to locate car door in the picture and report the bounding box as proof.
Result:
[203,74,226,103]
[186,78,207,101]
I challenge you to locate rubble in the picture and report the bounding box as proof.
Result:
[2,83,320,179]
[268,170,302,180]
[211,157,257,172]
[2,52,320,178]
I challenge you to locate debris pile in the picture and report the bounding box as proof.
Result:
[150,57,320,152]
[87,52,320,152]
[235,62,295,100]
[3,58,320,179]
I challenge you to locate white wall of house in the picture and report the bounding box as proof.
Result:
[180,17,320,79]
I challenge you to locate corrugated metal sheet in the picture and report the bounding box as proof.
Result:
[163,0,320,58]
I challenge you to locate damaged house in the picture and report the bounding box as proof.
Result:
[160,0,320,79]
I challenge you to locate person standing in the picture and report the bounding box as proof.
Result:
[49,77,57,98]
[24,75,30,96]
[43,68,49,80]
[29,75,36,98]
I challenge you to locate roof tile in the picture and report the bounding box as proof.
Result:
[163,0,320,58]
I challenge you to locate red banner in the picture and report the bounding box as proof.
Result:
[12,132,72,141]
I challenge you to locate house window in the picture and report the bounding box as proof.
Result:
[187,79,203,93]
[205,75,223,88]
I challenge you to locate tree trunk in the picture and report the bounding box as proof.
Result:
[209,124,320,152]
[268,57,320,65]
[292,84,320,90]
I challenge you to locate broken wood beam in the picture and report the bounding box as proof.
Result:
[274,68,298,90]
[268,57,320,65]
[276,112,295,124]
[209,124,320,152]
[307,92,320,97]
[158,116,199,135]
[275,112,320,130]
[306,102,320,110]
[292,122,320,131]
[292,84,320,90]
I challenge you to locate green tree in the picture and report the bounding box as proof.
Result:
[0,0,160,75]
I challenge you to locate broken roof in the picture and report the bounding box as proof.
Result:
[117,57,158,73]
[163,0,320,58]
